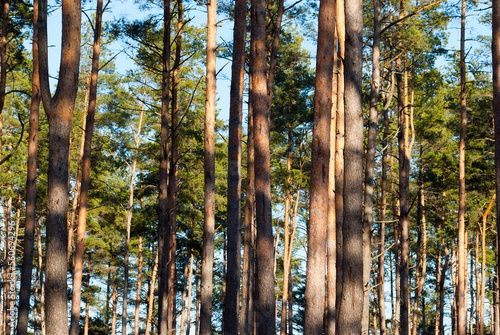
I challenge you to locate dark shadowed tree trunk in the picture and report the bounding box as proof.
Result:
[157,0,171,333]
[16,0,40,331]
[251,0,275,332]
[38,0,81,331]
[200,0,217,332]
[224,0,246,331]
[336,0,364,330]
[69,0,103,333]
[304,0,335,333]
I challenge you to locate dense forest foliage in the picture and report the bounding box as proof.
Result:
[0,0,498,333]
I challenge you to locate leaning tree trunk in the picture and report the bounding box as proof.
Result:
[494,0,500,331]
[16,0,40,330]
[200,0,217,333]
[457,0,468,333]
[304,0,335,333]
[38,0,81,331]
[69,0,103,333]
[336,0,364,330]
[224,0,246,330]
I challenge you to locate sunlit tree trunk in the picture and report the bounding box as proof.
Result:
[145,248,159,335]
[336,0,364,328]
[184,253,195,335]
[251,0,275,332]
[494,0,500,331]
[69,0,103,333]
[16,0,40,329]
[38,0,81,330]
[225,0,246,330]
[200,0,217,333]
[84,253,91,335]
[111,280,118,335]
[304,0,335,332]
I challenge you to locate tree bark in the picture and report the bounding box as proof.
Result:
[158,0,171,332]
[145,247,159,335]
[494,0,500,330]
[458,0,468,332]
[69,0,103,333]
[336,0,364,329]
[111,280,118,335]
[241,83,255,335]
[200,0,217,333]
[251,0,275,332]
[184,253,195,335]
[134,236,144,335]
[38,0,81,330]
[224,0,246,330]
[304,0,335,332]
[16,0,40,329]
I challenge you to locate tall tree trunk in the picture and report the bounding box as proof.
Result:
[494,0,500,330]
[336,0,364,329]
[16,0,40,329]
[362,0,381,326]
[37,221,46,335]
[105,267,111,335]
[326,6,338,335]
[3,187,12,335]
[158,0,171,332]
[145,248,159,335]
[378,78,390,335]
[335,0,345,319]
[251,0,275,332]
[195,259,201,335]
[200,0,217,333]
[179,256,190,333]
[241,84,255,335]
[266,0,284,109]
[134,236,144,335]
[38,0,81,330]
[304,0,335,332]
[84,253,91,335]
[225,0,246,330]
[458,0,468,332]
[69,0,103,333]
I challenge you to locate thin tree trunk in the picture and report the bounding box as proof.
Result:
[111,280,118,335]
[69,0,103,333]
[16,0,40,328]
[251,0,275,332]
[241,77,255,335]
[458,0,467,332]
[336,0,364,328]
[134,236,144,335]
[266,0,284,109]
[84,253,91,335]
[180,256,190,333]
[200,0,217,332]
[158,0,171,332]
[411,149,427,335]
[225,0,246,329]
[195,259,201,335]
[494,0,500,331]
[37,221,46,335]
[105,267,111,335]
[362,0,381,325]
[145,247,158,335]
[304,0,335,332]
[184,253,195,335]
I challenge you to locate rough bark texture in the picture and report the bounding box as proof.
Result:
[336,0,364,330]
[251,0,275,332]
[38,0,81,330]
[335,0,345,318]
[200,0,217,333]
[457,0,468,332]
[16,0,40,330]
[157,0,171,333]
[224,0,246,331]
[241,85,255,335]
[304,0,335,333]
[69,1,102,333]
[134,236,144,335]
[145,248,158,335]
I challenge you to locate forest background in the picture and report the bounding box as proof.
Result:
[0,0,498,333]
